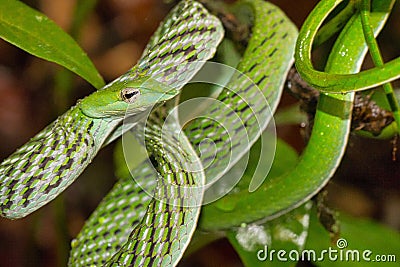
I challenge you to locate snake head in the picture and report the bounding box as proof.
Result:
[79,75,178,118]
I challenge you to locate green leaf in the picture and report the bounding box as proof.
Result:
[306,210,400,267]
[0,0,104,89]
[227,202,312,267]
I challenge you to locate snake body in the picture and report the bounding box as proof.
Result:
[0,0,298,266]
[104,102,205,266]
[0,106,119,218]
[0,0,223,219]
[69,0,296,266]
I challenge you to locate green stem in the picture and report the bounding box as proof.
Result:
[314,0,357,47]
[53,196,69,267]
[360,0,400,133]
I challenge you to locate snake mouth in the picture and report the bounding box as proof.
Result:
[132,87,178,105]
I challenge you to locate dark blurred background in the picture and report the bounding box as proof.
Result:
[0,0,399,266]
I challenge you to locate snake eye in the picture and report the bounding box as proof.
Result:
[121,88,141,103]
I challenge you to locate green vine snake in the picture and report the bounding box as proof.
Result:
[0,0,398,266]
[69,0,296,266]
[0,0,223,219]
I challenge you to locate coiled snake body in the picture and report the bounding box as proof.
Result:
[0,0,297,266]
